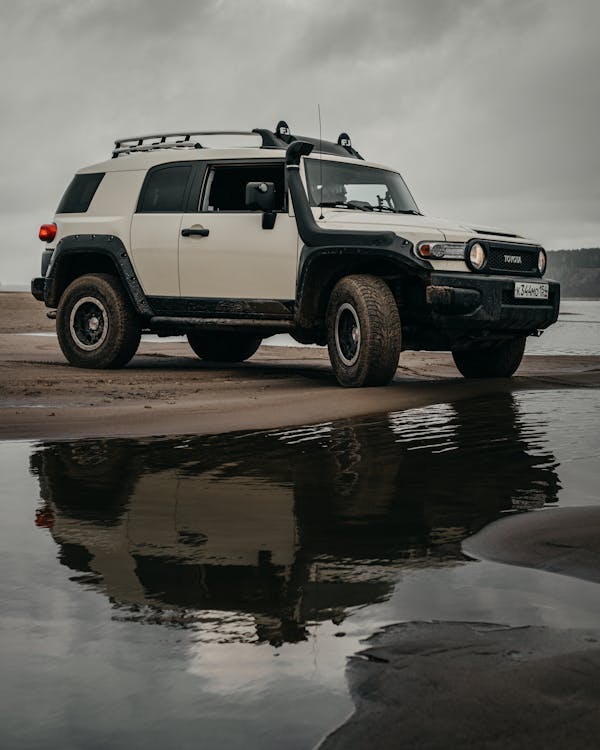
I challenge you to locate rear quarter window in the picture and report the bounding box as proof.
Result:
[57,173,105,213]
[137,164,193,213]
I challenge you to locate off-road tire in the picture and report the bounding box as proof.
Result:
[452,336,526,379]
[326,275,401,387]
[187,332,262,363]
[56,273,141,369]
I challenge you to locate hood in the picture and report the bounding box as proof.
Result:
[316,209,536,246]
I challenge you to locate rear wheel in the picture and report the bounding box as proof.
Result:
[56,273,141,369]
[326,274,401,387]
[452,336,526,378]
[187,331,262,362]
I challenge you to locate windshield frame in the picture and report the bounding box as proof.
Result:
[303,157,420,215]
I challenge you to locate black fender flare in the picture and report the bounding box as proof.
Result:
[295,243,430,328]
[44,234,153,317]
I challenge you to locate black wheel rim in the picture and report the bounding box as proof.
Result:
[335,303,361,366]
[69,296,108,351]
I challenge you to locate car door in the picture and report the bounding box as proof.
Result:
[129,162,195,296]
[178,160,299,305]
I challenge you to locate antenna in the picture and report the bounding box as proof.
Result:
[318,104,324,220]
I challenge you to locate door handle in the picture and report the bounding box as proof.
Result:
[181,227,209,237]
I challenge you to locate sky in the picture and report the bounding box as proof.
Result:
[1,0,599,284]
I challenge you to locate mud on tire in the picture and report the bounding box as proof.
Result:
[56,273,141,369]
[187,332,262,363]
[326,274,401,387]
[452,336,526,379]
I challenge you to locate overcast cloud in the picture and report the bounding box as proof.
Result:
[1,0,599,283]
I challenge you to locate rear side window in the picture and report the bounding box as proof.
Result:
[57,173,104,213]
[138,164,193,213]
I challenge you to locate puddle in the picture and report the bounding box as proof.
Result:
[1,389,599,749]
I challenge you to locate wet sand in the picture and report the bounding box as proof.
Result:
[321,621,600,750]
[464,507,600,584]
[1,292,599,441]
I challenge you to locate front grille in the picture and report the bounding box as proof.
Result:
[486,244,539,275]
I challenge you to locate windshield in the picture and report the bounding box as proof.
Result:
[304,158,420,214]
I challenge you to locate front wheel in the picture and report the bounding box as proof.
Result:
[452,336,526,379]
[326,275,401,387]
[187,331,262,363]
[56,273,141,369]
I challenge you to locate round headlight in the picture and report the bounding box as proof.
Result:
[538,249,546,275]
[469,242,486,270]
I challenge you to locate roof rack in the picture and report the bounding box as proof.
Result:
[112,130,259,158]
[112,121,363,159]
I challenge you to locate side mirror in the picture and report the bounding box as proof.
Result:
[245,182,276,212]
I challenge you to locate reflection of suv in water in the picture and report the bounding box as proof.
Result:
[32,393,559,645]
[31,121,560,387]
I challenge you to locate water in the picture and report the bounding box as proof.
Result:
[1,389,600,748]
[526,299,600,356]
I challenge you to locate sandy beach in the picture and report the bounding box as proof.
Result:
[2,291,599,441]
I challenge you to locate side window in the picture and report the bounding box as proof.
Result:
[202,164,285,212]
[57,173,104,213]
[138,164,192,213]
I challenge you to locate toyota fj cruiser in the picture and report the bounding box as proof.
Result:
[31,121,560,387]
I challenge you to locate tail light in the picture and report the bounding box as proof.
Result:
[39,223,57,242]
[35,507,55,529]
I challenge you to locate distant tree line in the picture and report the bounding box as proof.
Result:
[547,248,600,298]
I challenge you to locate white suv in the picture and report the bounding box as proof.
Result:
[32,121,560,387]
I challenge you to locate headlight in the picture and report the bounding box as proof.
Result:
[416,242,466,260]
[538,249,546,275]
[468,242,486,270]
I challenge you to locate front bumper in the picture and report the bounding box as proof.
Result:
[426,272,560,335]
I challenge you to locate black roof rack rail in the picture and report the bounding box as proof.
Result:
[112,122,363,159]
[112,130,260,158]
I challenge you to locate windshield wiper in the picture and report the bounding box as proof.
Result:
[318,201,421,215]
[372,207,422,215]
[318,201,372,212]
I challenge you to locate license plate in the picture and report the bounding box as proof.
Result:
[514,281,549,300]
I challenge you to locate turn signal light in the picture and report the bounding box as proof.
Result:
[416,241,466,259]
[39,223,57,242]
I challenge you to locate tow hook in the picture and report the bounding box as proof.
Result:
[46,310,57,320]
